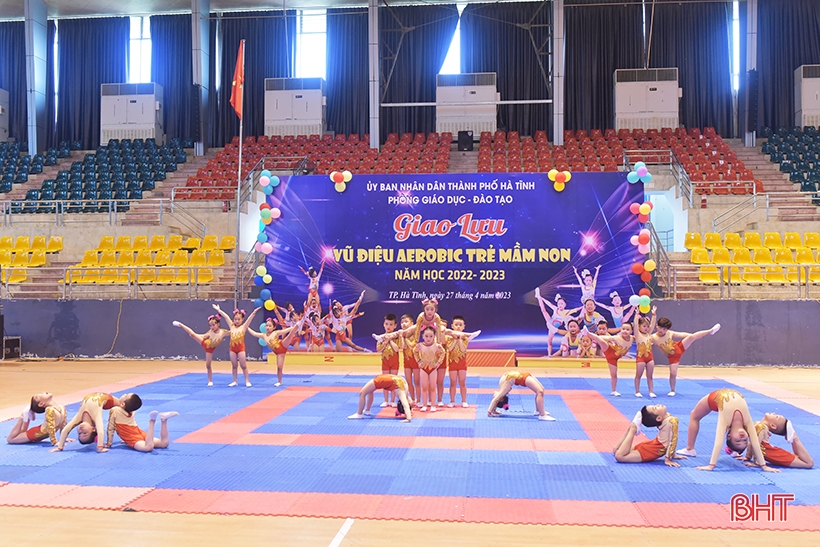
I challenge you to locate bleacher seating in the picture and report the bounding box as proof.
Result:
[1,141,71,195]
[0,235,63,283]
[761,126,820,205]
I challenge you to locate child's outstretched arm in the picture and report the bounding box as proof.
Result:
[245,306,262,327]
[212,304,233,324]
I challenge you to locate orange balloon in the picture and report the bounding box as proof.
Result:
[638,288,651,297]
[640,271,652,282]
[631,263,644,275]
[638,233,650,245]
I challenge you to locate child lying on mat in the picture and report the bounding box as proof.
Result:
[106,407,178,452]
[613,404,685,467]
[744,412,814,469]
[52,392,142,453]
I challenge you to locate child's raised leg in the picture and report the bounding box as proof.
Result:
[791,437,814,468]
[609,364,619,396]
[681,327,717,351]
[613,423,643,463]
[679,394,713,455]
[155,411,177,449]
[175,322,203,343]
[547,331,556,357]
[133,412,157,452]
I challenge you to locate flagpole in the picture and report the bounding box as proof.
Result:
[234,39,245,308]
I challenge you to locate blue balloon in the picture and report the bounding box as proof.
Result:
[262,184,274,195]
[253,276,264,287]
[640,173,653,183]
[260,169,272,178]
[270,176,281,187]
[627,171,640,184]
[260,289,272,300]
[634,161,646,170]
[259,322,267,332]
[253,298,263,307]
[258,337,267,347]
[257,232,268,243]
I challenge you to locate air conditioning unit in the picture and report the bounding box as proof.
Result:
[100,83,164,145]
[265,78,326,137]
[614,68,680,131]
[0,88,9,143]
[795,65,820,128]
[436,73,499,136]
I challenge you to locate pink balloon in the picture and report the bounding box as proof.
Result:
[636,166,648,177]
[630,235,639,246]
[638,244,650,254]
[254,242,263,252]
[259,175,271,187]
[271,207,281,219]
[260,242,273,255]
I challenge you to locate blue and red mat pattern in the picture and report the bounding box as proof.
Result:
[0,373,818,528]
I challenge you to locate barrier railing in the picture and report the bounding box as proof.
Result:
[659,261,815,300]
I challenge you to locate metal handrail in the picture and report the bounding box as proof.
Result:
[660,262,813,300]
[711,194,760,233]
[646,221,672,297]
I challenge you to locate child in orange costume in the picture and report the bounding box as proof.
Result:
[248,317,305,387]
[6,392,67,445]
[212,304,261,387]
[413,326,446,412]
[613,404,685,467]
[376,314,401,407]
[633,306,657,398]
[105,408,178,452]
[581,323,633,397]
[445,315,480,408]
[652,316,720,396]
[173,314,228,386]
[747,413,813,469]
[347,374,412,422]
[399,314,421,406]
[486,371,555,421]
[52,392,142,453]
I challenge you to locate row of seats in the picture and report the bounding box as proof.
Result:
[684,232,820,252]
[761,126,820,204]
[0,250,48,268]
[1,141,75,194]
[690,246,820,266]
[94,234,235,253]
[68,249,227,285]
[698,264,820,284]
[66,267,218,285]
[76,249,226,268]
[0,236,63,254]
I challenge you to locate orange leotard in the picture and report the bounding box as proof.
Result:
[636,438,666,461]
[502,370,531,387]
[402,337,418,370]
[636,339,653,364]
[24,405,65,444]
[378,338,400,372]
[603,341,630,367]
[229,329,246,353]
[707,388,741,412]
[658,337,686,365]
[201,336,221,354]
[636,414,679,461]
[26,425,48,442]
[754,423,796,467]
[84,392,115,410]
[267,336,288,355]
[374,374,408,392]
[413,342,444,374]
[107,407,147,448]
[446,335,468,372]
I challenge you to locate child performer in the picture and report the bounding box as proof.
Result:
[579,298,605,332]
[6,393,67,445]
[348,374,413,422]
[212,304,261,387]
[633,306,657,398]
[399,314,421,406]
[376,314,401,407]
[248,317,305,387]
[675,389,777,472]
[413,326,446,412]
[652,317,721,396]
[173,314,228,386]
[299,261,325,307]
[594,321,611,356]
[414,298,446,344]
[613,404,684,467]
[446,315,479,407]
[595,292,634,329]
[535,289,580,356]
[582,323,633,396]
[52,392,142,453]
[487,371,555,420]
[574,264,601,302]
[558,319,582,357]
[749,413,813,469]
[105,408,178,452]
[305,312,330,352]
[329,291,367,352]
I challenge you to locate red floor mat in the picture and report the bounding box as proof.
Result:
[374,495,466,522]
[203,491,303,516]
[126,488,225,513]
[289,493,384,519]
[462,497,556,525]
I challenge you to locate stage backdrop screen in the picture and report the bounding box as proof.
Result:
[261,172,644,356]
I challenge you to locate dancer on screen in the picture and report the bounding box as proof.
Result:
[595,292,635,329]
[534,289,580,357]
[574,264,601,302]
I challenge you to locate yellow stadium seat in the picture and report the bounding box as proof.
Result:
[711,248,732,265]
[690,248,709,264]
[732,247,752,264]
[28,251,46,267]
[46,236,64,253]
[97,236,115,251]
[0,236,12,252]
[784,232,804,250]
[170,250,190,267]
[153,250,171,266]
[166,234,184,251]
[703,232,723,250]
[11,252,28,267]
[194,268,214,284]
[743,232,764,250]
[207,250,225,266]
[30,236,47,253]
[201,235,219,252]
[132,235,149,252]
[699,266,720,284]
[79,250,99,268]
[773,248,795,264]
[725,266,743,283]
[219,235,237,251]
[764,266,788,284]
[134,250,153,267]
[79,269,100,284]
[181,237,201,250]
[804,232,820,251]
[173,268,191,284]
[752,249,774,264]
[99,269,118,284]
[117,252,135,267]
[137,268,156,284]
[722,233,742,251]
[13,236,30,253]
[190,249,207,267]
[795,248,815,264]
[155,267,175,284]
[114,236,132,252]
[786,266,804,283]
[0,250,11,267]
[149,235,166,252]
[809,266,820,283]
[98,250,117,267]
[742,266,764,283]
[763,232,784,250]
[4,269,27,284]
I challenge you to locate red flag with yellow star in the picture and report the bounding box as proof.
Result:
[229,40,245,119]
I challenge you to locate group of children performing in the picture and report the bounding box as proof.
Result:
[8,391,177,453]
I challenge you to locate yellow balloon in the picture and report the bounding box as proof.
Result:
[335,182,346,193]
[563,170,572,182]
[554,181,565,192]
[639,203,651,215]
[639,304,650,314]
[264,299,276,311]
[261,216,272,225]
[262,274,272,284]
[342,170,353,183]
[548,169,558,182]
[255,266,267,276]
[644,259,657,272]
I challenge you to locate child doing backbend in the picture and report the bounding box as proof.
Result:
[486,371,555,421]
[6,392,67,445]
[173,314,228,386]
[52,392,142,453]
[348,374,413,422]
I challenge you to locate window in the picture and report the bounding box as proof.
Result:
[129,16,152,83]
[296,10,326,79]
[439,4,467,75]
